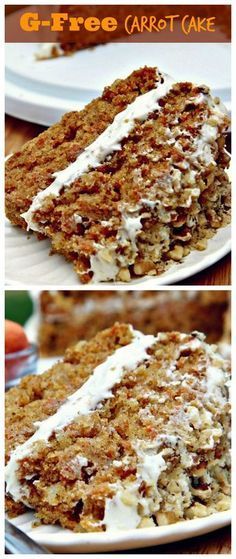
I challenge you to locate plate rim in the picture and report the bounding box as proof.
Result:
[8,510,231,552]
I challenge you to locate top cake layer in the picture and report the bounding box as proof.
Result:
[5,67,230,283]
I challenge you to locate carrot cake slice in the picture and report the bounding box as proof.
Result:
[37,290,230,356]
[5,323,231,532]
[5,67,231,283]
[35,6,231,60]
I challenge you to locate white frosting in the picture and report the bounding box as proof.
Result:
[90,245,119,282]
[183,187,201,208]
[21,73,175,232]
[140,198,156,208]
[104,436,178,530]
[206,364,226,401]
[90,205,144,281]
[119,209,143,250]
[5,328,156,502]
[136,444,167,489]
[104,442,167,531]
[172,93,227,171]
[190,94,228,166]
[180,337,203,352]
[201,427,223,450]
[74,214,83,224]
[70,455,88,469]
[104,483,140,531]
[35,43,64,60]
[192,123,218,165]
[187,406,202,429]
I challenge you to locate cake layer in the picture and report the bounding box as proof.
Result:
[38,290,230,356]
[5,323,231,532]
[5,67,231,283]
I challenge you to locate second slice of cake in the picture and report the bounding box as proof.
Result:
[5,323,231,532]
[5,67,231,283]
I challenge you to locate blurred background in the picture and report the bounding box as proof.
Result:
[5,290,33,325]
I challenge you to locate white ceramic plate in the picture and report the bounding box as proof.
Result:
[6,40,231,126]
[5,218,231,287]
[8,510,230,553]
[37,356,60,375]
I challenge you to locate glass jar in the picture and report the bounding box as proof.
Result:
[5,343,38,389]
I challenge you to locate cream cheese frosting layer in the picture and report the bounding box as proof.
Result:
[21,72,175,232]
[5,327,156,501]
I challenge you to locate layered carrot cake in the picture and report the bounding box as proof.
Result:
[5,323,231,532]
[38,290,230,356]
[5,67,231,283]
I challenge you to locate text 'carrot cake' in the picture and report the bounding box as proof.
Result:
[5,67,231,282]
[5,323,231,532]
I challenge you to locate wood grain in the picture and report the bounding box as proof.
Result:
[121,526,231,554]
[5,114,231,286]
[5,115,44,155]
[178,254,231,286]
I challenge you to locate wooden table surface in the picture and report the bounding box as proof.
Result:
[5,114,231,286]
[118,526,231,554]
